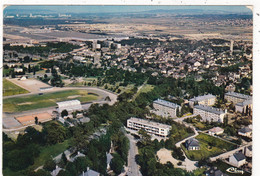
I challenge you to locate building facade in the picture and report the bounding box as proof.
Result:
[56,100,82,113]
[127,117,171,137]
[225,92,252,104]
[193,105,227,123]
[189,94,216,107]
[153,99,180,118]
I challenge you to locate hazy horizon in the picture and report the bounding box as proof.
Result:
[4,5,252,15]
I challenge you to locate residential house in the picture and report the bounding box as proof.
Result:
[185,138,200,150]
[229,152,246,168]
[238,127,252,138]
[244,145,252,158]
[208,127,224,136]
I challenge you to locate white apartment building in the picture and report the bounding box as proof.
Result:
[225,92,252,104]
[127,117,171,137]
[189,94,216,107]
[235,99,252,113]
[193,105,227,123]
[153,99,180,118]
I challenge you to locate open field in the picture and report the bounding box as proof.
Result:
[157,148,181,166]
[31,139,71,170]
[3,90,99,113]
[7,78,50,93]
[182,133,237,161]
[3,79,29,96]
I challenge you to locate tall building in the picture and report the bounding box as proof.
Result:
[127,117,171,137]
[225,92,252,104]
[189,94,216,107]
[193,105,227,123]
[230,40,234,55]
[153,99,180,118]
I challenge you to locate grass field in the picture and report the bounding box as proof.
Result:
[3,79,29,96]
[132,84,154,100]
[182,133,237,161]
[30,139,71,170]
[3,90,99,112]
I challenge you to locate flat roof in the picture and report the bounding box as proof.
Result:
[189,94,216,102]
[225,92,252,100]
[153,98,180,109]
[128,117,171,129]
[194,105,225,115]
[236,99,252,106]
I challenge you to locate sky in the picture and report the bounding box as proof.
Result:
[4,5,252,15]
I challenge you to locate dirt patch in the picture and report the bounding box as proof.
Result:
[67,95,81,99]
[16,112,52,126]
[157,148,180,166]
[17,102,33,106]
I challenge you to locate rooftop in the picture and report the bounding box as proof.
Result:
[225,92,252,100]
[233,152,246,161]
[238,126,252,134]
[209,127,224,133]
[186,138,200,147]
[190,94,216,102]
[236,99,252,106]
[128,117,172,129]
[194,105,226,115]
[153,98,180,109]
[56,99,81,108]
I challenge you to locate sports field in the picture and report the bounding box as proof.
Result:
[3,90,99,113]
[3,79,29,96]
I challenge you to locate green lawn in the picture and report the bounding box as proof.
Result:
[193,168,207,176]
[3,79,29,96]
[132,84,154,100]
[182,133,237,161]
[3,90,99,112]
[30,139,71,170]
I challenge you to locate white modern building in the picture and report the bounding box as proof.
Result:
[225,92,252,104]
[153,99,180,118]
[193,105,227,123]
[56,100,82,113]
[127,117,171,137]
[189,94,216,107]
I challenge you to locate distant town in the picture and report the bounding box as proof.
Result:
[3,6,252,176]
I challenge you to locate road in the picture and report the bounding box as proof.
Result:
[125,133,142,176]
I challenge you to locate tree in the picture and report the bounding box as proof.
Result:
[61,110,68,118]
[110,153,124,175]
[43,157,56,171]
[43,121,67,144]
[35,169,52,176]
[35,116,38,125]
[138,129,151,146]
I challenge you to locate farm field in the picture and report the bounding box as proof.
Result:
[3,79,29,96]
[3,90,99,113]
[182,133,237,161]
